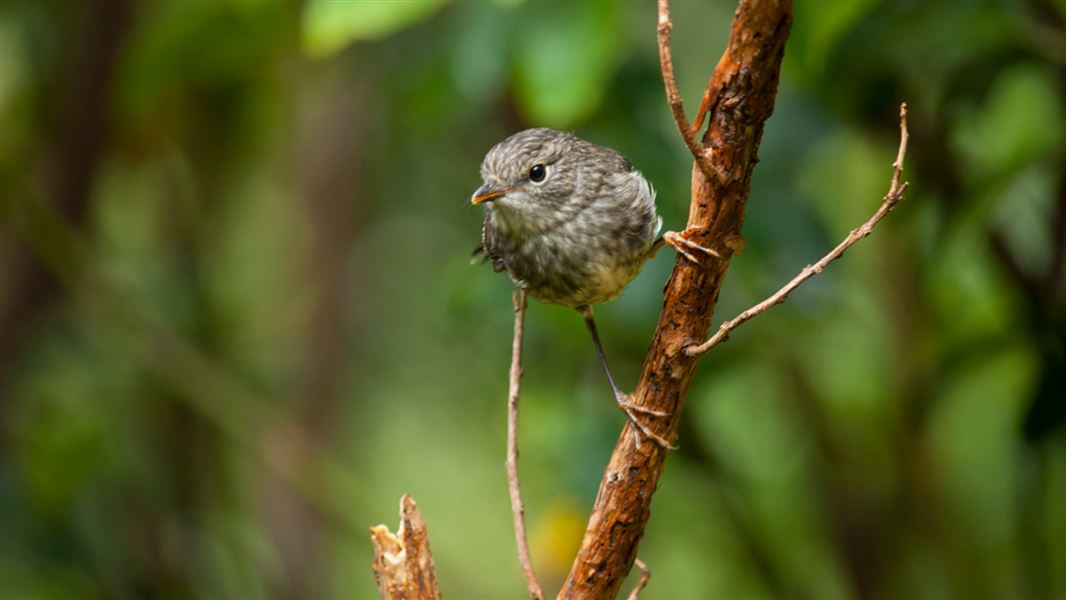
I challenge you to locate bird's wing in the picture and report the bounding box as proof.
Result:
[609,169,662,248]
[473,214,507,272]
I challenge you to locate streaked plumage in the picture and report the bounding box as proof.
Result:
[474,128,661,307]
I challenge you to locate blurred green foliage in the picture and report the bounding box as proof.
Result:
[1,0,1065,598]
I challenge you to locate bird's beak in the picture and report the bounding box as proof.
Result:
[470,183,510,205]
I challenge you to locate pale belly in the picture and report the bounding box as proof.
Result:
[486,197,660,307]
[507,235,652,307]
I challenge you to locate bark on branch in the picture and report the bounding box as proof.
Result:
[556,2,793,598]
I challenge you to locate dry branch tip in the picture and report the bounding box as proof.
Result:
[370,495,441,600]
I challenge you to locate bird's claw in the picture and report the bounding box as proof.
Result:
[616,393,676,450]
[618,395,671,417]
[663,226,719,264]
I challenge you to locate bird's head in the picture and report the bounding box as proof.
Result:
[471,128,577,211]
[471,128,633,225]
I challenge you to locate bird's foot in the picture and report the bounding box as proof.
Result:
[616,393,676,450]
[663,226,719,264]
[619,396,670,417]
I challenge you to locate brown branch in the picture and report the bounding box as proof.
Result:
[657,0,724,186]
[556,2,793,598]
[507,290,544,600]
[686,103,910,357]
[371,495,442,600]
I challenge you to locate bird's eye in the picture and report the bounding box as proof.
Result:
[528,164,547,183]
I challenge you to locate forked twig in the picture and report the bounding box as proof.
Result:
[686,103,910,356]
[657,0,724,186]
[507,290,543,600]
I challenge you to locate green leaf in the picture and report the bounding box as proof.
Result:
[302,0,445,58]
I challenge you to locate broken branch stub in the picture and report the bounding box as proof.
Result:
[370,495,442,600]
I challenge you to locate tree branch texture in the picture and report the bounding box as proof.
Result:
[556,2,793,598]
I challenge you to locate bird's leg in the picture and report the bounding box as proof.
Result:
[577,305,674,450]
[656,225,720,264]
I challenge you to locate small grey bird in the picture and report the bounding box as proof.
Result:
[471,128,716,448]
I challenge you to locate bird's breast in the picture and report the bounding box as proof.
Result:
[493,212,655,307]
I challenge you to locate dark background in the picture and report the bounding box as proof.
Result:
[1,1,1064,598]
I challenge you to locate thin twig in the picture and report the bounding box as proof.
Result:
[507,290,543,600]
[657,0,724,186]
[625,559,651,600]
[686,103,910,357]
